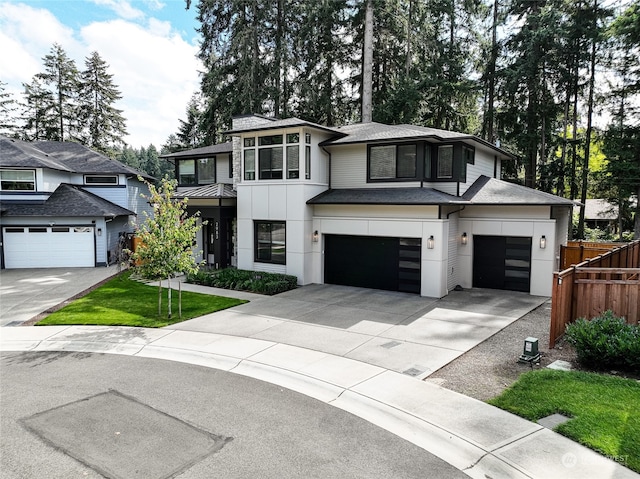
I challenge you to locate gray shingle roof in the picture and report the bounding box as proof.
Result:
[160,142,233,159]
[307,176,577,207]
[307,187,465,205]
[173,183,237,199]
[226,117,344,136]
[462,176,577,206]
[33,140,150,178]
[0,136,71,171]
[1,184,135,217]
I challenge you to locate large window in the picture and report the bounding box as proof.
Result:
[178,160,196,185]
[255,221,286,264]
[177,158,216,186]
[85,175,117,185]
[368,144,417,181]
[1,170,35,191]
[423,142,473,182]
[243,132,310,181]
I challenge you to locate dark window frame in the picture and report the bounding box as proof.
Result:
[366,143,419,183]
[1,169,36,191]
[254,220,286,265]
[176,157,217,186]
[84,175,118,185]
[423,142,471,183]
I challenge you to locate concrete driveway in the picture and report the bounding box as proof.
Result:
[0,268,117,326]
[171,282,548,379]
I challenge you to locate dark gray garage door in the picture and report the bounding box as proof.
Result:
[473,235,531,292]
[324,235,421,294]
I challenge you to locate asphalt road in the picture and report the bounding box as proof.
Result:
[0,351,468,479]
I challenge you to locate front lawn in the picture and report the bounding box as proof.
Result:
[37,272,247,328]
[489,369,640,473]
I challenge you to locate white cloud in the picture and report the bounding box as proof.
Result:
[0,2,202,148]
[90,0,144,20]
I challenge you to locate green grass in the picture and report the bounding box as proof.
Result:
[489,369,640,473]
[37,272,247,328]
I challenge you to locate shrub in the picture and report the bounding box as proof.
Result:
[565,310,640,373]
[187,268,298,295]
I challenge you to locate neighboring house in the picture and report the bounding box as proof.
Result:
[160,142,236,269]
[574,199,619,234]
[228,115,575,298]
[0,136,152,269]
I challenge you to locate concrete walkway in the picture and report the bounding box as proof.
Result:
[1,281,636,478]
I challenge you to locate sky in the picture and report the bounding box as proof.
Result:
[0,0,203,148]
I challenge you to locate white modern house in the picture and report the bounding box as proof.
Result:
[227,115,574,297]
[0,136,152,269]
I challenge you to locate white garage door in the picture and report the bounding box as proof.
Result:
[3,226,95,268]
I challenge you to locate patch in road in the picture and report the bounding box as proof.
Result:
[21,390,231,479]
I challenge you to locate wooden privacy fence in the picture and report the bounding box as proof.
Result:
[559,240,627,270]
[549,239,640,348]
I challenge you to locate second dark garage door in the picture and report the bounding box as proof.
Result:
[324,235,421,294]
[473,235,532,292]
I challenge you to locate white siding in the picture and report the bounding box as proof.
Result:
[447,216,459,291]
[216,153,233,184]
[314,204,439,219]
[460,152,498,195]
[42,169,72,192]
[127,179,154,222]
[84,185,128,209]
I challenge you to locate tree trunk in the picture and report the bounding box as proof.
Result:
[362,0,374,123]
[577,2,598,239]
[179,281,182,319]
[158,279,162,317]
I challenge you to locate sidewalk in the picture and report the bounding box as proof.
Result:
[2,323,637,479]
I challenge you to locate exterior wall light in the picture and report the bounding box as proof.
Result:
[461,232,468,245]
[518,337,541,364]
[312,230,319,243]
[97,228,102,236]
[427,235,435,249]
[539,235,547,249]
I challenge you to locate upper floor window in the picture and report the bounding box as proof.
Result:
[243,132,308,181]
[1,169,35,191]
[424,142,473,182]
[368,144,417,181]
[85,175,118,185]
[177,157,216,186]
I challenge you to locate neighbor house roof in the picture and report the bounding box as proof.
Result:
[173,183,237,199]
[1,183,135,217]
[160,142,233,160]
[0,136,71,172]
[226,116,345,136]
[33,140,151,179]
[574,199,618,220]
[308,176,577,207]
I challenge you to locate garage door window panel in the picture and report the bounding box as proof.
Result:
[255,221,286,264]
[1,170,35,191]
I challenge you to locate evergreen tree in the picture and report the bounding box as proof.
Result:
[21,77,57,141]
[78,51,128,155]
[0,81,19,137]
[176,94,205,149]
[35,43,80,141]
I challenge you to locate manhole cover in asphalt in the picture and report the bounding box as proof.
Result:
[21,390,231,479]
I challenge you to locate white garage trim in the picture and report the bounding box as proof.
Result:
[3,226,95,268]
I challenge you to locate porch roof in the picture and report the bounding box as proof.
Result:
[159,142,233,160]
[173,183,237,199]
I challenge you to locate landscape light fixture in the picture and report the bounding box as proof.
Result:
[461,232,468,245]
[312,230,319,243]
[427,235,435,249]
[518,337,541,364]
[539,235,547,249]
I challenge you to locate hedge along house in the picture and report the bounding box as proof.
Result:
[160,142,237,269]
[0,136,153,269]
[226,115,575,298]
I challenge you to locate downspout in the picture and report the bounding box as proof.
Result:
[494,155,498,178]
[446,206,465,219]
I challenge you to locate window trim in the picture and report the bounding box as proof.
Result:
[242,131,310,182]
[366,143,418,183]
[176,157,217,186]
[84,174,118,185]
[1,169,36,191]
[423,142,470,183]
[254,220,286,265]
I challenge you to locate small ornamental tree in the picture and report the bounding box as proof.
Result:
[131,176,204,319]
